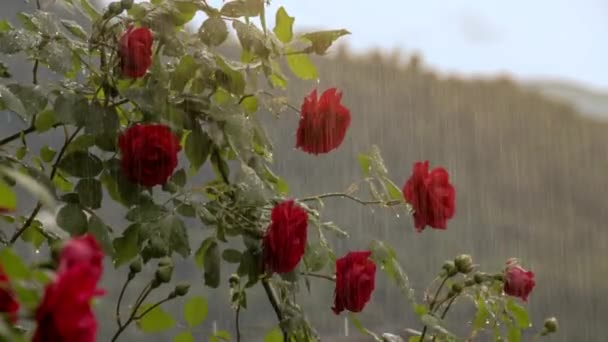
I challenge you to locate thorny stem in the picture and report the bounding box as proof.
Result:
[419,275,449,341]
[262,278,289,341]
[301,272,336,282]
[299,192,402,207]
[9,126,82,244]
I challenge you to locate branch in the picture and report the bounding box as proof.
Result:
[299,192,402,207]
[9,126,82,244]
[111,281,154,342]
[235,303,242,342]
[301,272,335,282]
[115,276,132,327]
[133,297,171,320]
[419,275,449,341]
[262,278,288,341]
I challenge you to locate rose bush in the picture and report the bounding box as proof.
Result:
[0,0,557,341]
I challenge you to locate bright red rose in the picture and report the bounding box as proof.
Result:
[332,251,376,314]
[296,88,351,155]
[33,235,105,342]
[57,234,103,284]
[118,124,181,187]
[263,200,308,274]
[119,26,153,78]
[402,161,455,232]
[504,264,535,302]
[0,265,19,324]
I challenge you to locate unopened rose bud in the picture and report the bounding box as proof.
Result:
[229,274,240,288]
[120,0,134,10]
[474,272,485,284]
[129,259,142,275]
[155,265,173,283]
[454,254,474,274]
[451,283,463,294]
[175,283,190,297]
[442,261,457,277]
[545,317,559,334]
[107,2,123,15]
[464,279,475,287]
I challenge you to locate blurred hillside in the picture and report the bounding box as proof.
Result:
[1,1,608,341]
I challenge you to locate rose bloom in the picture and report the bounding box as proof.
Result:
[0,265,19,324]
[33,234,105,342]
[504,264,535,302]
[296,88,351,155]
[119,26,153,78]
[402,161,455,232]
[118,124,181,187]
[332,251,376,314]
[263,200,308,274]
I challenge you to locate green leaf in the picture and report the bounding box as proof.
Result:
[285,52,318,80]
[0,167,57,210]
[126,202,167,222]
[349,314,381,340]
[185,126,212,172]
[273,7,294,43]
[194,237,215,268]
[381,176,403,201]
[507,326,521,342]
[176,204,196,217]
[53,93,88,126]
[506,299,530,328]
[170,169,186,187]
[221,248,242,263]
[136,303,176,333]
[473,297,490,330]
[203,240,220,288]
[163,215,191,257]
[58,151,103,178]
[264,327,284,342]
[21,222,45,249]
[0,248,29,279]
[88,215,113,255]
[232,20,269,59]
[0,179,16,212]
[221,0,263,18]
[7,84,47,118]
[56,204,87,235]
[112,224,140,266]
[184,296,208,327]
[60,19,87,40]
[173,331,194,342]
[301,29,351,55]
[199,17,228,46]
[304,244,327,272]
[240,96,258,114]
[75,178,102,209]
[0,85,27,120]
[171,55,197,92]
[40,145,56,163]
[215,56,246,94]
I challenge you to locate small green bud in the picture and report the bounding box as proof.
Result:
[464,279,475,287]
[107,2,123,15]
[158,257,172,267]
[451,283,463,294]
[120,0,134,10]
[175,283,190,297]
[129,259,142,275]
[155,265,173,283]
[151,278,161,289]
[493,274,505,282]
[473,272,485,284]
[543,317,558,334]
[454,254,474,274]
[442,261,458,277]
[229,274,240,288]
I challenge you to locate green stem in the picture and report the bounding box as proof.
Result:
[115,275,132,327]
[419,276,449,341]
[431,296,457,342]
[111,281,154,342]
[300,272,335,282]
[299,192,401,207]
[262,278,288,341]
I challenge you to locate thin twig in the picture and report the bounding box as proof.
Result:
[301,272,335,282]
[420,275,449,341]
[9,127,82,244]
[115,276,132,327]
[431,296,458,342]
[133,297,171,320]
[299,192,401,207]
[235,303,242,342]
[111,282,153,342]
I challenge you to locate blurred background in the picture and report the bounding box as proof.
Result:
[2,0,608,341]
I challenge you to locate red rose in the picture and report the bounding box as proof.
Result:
[332,251,376,314]
[0,265,19,324]
[402,161,455,232]
[504,264,535,302]
[33,264,104,342]
[119,26,153,78]
[263,200,308,274]
[57,234,103,284]
[118,124,181,187]
[296,88,351,155]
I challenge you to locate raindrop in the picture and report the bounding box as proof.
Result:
[395,213,400,218]
[34,249,40,254]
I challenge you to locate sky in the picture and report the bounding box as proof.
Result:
[136,0,608,91]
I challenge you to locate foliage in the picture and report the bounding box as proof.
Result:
[0,0,557,341]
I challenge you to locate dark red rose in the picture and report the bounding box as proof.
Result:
[263,200,308,274]
[33,264,104,342]
[57,234,103,284]
[296,88,351,155]
[402,161,455,232]
[119,26,153,78]
[332,251,376,314]
[118,124,181,187]
[504,264,535,302]
[0,265,19,324]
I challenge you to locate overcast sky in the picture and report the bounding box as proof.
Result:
[128,0,608,90]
